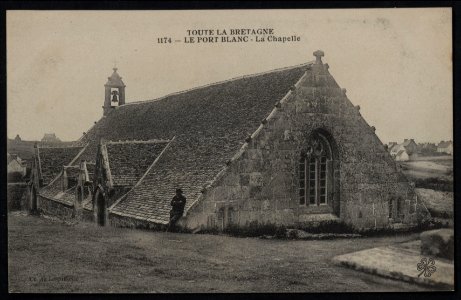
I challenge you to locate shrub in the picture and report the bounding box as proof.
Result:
[223,221,279,237]
[274,225,287,238]
[413,177,452,192]
[296,220,355,234]
[197,226,220,235]
[356,219,446,237]
[195,218,448,238]
[287,229,299,239]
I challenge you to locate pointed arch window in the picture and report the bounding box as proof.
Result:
[299,133,333,206]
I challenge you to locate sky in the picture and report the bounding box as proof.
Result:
[7,9,452,144]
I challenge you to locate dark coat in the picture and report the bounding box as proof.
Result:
[170,194,186,214]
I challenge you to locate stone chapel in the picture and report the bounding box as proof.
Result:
[28,51,429,231]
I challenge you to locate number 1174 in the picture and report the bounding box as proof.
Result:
[157,37,172,44]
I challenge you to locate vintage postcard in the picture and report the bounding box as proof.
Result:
[6,8,453,293]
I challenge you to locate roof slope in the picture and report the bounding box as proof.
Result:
[84,64,309,223]
[38,146,84,185]
[105,141,169,187]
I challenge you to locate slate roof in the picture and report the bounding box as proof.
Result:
[45,186,76,206]
[39,174,78,207]
[38,146,84,185]
[402,139,416,147]
[40,178,64,200]
[105,141,168,187]
[83,197,93,211]
[85,63,310,223]
[56,187,77,206]
[75,142,99,164]
[40,167,80,204]
[65,166,80,179]
[438,141,452,148]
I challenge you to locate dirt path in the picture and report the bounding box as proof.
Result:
[8,213,432,293]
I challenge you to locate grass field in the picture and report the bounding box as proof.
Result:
[400,156,452,180]
[400,156,453,225]
[8,213,432,293]
[400,156,453,193]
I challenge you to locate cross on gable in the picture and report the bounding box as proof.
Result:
[313,50,324,64]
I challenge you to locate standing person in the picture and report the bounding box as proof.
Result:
[166,188,186,232]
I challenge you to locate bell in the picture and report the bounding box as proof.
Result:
[111,90,119,103]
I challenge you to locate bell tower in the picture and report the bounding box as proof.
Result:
[103,67,126,116]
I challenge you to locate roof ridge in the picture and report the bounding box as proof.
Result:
[105,139,171,145]
[68,143,89,166]
[38,145,84,149]
[37,147,42,180]
[122,61,314,107]
[77,117,103,143]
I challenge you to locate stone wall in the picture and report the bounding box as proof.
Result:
[81,209,95,223]
[7,183,28,211]
[38,195,74,219]
[109,213,162,230]
[186,60,422,231]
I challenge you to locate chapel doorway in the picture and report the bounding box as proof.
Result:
[95,189,106,226]
[30,186,37,212]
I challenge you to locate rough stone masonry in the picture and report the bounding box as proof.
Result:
[30,50,430,231]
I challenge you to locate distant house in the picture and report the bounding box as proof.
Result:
[388,142,397,150]
[401,139,418,155]
[41,133,61,143]
[389,144,410,161]
[437,141,453,155]
[395,149,410,161]
[389,139,418,161]
[7,153,27,177]
[418,142,437,155]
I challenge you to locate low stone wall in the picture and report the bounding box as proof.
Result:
[7,183,28,211]
[81,209,94,223]
[109,213,163,230]
[38,195,74,220]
